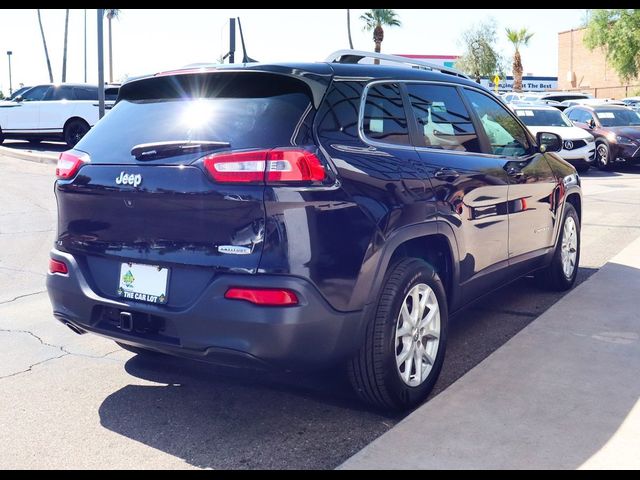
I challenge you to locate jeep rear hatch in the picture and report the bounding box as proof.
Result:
[54,69,329,305]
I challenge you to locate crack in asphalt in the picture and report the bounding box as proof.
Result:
[0,328,122,380]
[0,352,70,380]
[0,290,47,305]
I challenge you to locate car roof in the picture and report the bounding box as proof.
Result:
[568,103,629,111]
[512,105,559,111]
[139,61,488,91]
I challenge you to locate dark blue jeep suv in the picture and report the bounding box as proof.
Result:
[47,51,582,410]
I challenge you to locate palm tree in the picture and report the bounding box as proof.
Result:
[104,9,121,83]
[360,9,401,63]
[347,9,354,49]
[37,9,54,83]
[506,27,534,92]
[62,9,70,82]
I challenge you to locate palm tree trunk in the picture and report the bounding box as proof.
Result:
[108,16,113,83]
[62,9,69,82]
[37,9,54,83]
[347,10,354,49]
[513,49,523,92]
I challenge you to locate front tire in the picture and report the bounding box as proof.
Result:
[536,203,580,291]
[64,119,90,148]
[348,258,448,411]
[595,142,613,171]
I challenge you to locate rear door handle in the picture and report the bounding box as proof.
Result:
[433,168,460,180]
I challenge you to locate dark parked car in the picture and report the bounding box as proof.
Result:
[47,51,582,411]
[565,104,640,170]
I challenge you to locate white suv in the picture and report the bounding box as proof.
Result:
[0,83,118,147]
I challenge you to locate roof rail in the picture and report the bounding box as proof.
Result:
[325,49,470,80]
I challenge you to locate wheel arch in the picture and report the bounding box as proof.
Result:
[63,116,91,133]
[351,221,462,313]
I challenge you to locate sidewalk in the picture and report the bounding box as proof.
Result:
[0,145,57,165]
[341,237,640,470]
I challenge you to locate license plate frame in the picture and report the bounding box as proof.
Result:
[117,262,169,305]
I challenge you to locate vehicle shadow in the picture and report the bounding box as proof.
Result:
[97,265,602,469]
[98,354,399,469]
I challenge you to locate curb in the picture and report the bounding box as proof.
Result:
[0,145,58,165]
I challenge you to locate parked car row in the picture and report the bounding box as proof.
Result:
[501,91,640,172]
[0,83,119,147]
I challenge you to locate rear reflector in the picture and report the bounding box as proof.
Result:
[203,148,325,184]
[49,258,68,275]
[56,150,90,179]
[224,287,298,306]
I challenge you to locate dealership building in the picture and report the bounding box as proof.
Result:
[558,27,640,99]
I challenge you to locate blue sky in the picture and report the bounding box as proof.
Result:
[0,9,586,92]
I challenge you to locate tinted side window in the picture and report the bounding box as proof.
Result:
[406,84,480,152]
[105,87,119,101]
[464,89,531,157]
[568,109,590,123]
[48,86,76,100]
[362,83,410,146]
[74,87,98,100]
[21,86,50,101]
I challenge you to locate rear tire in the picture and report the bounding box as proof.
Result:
[348,257,448,411]
[64,119,90,148]
[535,203,580,291]
[575,163,590,174]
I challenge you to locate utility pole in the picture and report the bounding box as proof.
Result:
[97,9,105,119]
[229,17,236,64]
[84,9,87,83]
[6,51,12,96]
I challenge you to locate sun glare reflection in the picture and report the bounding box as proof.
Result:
[181,99,214,130]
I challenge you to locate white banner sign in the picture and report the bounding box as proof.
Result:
[480,77,558,92]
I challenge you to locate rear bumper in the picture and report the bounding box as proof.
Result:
[47,249,365,370]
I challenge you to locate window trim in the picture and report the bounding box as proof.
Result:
[359,80,414,150]
[460,86,536,158]
[358,79,538,159]
[404,82,481,153]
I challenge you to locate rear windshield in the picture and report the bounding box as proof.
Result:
[75,72,315,163]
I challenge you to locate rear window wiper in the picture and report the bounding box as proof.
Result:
[131,140,230,160]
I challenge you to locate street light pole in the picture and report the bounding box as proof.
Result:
[6,51,12,96]
[97,9,105,119]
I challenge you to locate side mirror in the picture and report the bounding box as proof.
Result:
[587,118,596,129]
[537,132,562,153]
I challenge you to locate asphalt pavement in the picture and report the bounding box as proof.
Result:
[1,149,640,468]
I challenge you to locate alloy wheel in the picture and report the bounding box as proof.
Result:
[561,216,578,279]
[394,283,441,387]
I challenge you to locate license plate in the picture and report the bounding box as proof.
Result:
[117,262,169,304]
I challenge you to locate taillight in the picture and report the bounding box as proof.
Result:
[56,150,90,179]
[48,258,68,275]
[203,148,326,184]
[224,287,299,306]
